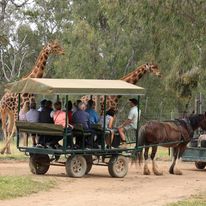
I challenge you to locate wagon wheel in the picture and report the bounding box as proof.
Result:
[195,161,206,169]
[29,154,50,175]
[108,155,128,178]
[84,155,93,175]
[66,155,87,178]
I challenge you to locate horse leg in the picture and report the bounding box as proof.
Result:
[173,144,187,175]
[151,146,163,175]
[143,147,151,175]
[169,147,178,174]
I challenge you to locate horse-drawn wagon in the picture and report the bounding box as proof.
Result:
[7,78,144,178]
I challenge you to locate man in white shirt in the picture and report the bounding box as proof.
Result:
[118,98,141,148]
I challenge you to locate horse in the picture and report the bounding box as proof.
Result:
[137,113,206,175]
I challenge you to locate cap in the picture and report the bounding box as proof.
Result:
[129,98,138,105]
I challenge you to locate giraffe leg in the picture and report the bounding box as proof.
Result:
[0,110,9,154]
[1,112,14,154]
[0,110,8,141]
[0,127,15,154]
[6,112,15,154]
[6,143,11,154]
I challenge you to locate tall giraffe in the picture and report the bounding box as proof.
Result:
[81,63,161,113]
[0,40,64,154]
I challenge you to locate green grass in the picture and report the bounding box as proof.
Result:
[0,176,55,200]
[166,195,206,206]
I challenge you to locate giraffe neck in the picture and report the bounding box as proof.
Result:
[24,48,49,78]
[121,64,147,85]
[104,65,148,112]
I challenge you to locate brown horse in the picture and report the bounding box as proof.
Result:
[137,113,206,175]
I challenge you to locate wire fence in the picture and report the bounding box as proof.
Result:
[115,93,206,128]
[1,93,206,140]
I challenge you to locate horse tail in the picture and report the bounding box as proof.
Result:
[131,124,146,166]
[137,125,146,165]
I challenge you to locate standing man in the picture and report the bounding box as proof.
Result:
[118,98,141,148]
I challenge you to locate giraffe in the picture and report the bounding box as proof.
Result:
[0,40,64,154]
[81,63,161,113]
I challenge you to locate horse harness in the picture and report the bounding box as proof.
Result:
[163,119,193,143]
[174,119,194,142]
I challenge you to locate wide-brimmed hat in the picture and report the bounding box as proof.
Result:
[129,98,138,105]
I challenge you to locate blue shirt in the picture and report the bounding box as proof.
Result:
[85,108,99,125]
[72,110,90,129]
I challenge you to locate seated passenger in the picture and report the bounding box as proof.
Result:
[53,101,73,128]
[26,102,39,146]
[72,102,90,129]
[118,98,141,148]
[39,100,53,124]
[53,101,66,127]
[85,100,99,126]
[38,99,47,112]
[49,101,73,148]
[72,102,92,148]
[100,108,116,147]
[72,99,82,113]
[19,101,30,146]
[19,101,30,121]
[37,100,54,147]
[65,100,73,125]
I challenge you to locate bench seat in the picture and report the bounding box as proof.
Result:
[16,121,64,136]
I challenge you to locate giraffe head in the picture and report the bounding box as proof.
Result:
[145,63,161,77]
[22,40,64,79]
[45,40,64,55]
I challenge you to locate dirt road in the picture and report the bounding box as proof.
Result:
[0,160,205,206]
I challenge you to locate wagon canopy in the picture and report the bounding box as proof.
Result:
[6,78,144,96]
